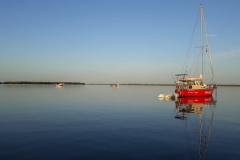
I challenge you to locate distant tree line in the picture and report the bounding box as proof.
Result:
[1,81,85,85]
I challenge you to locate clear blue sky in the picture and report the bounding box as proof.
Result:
[0,0,239,84]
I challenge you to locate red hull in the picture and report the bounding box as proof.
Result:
[175,88,213,97]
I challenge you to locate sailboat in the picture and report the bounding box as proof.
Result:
[55,83,64,87]
[174,4,216,97]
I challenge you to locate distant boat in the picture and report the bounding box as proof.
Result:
[55,83,64,87]
[110,84,119,87]
[174,4,216,97]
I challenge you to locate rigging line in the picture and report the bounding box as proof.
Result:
[171,73,176,83]
[203,106,215,159]
[190,49,199,77]
[203,52,206,82]
[189,113,199,135]
[189,114,197,133]
[170,107,176,120]
[202,9,216,84]
[188,51,201,77]
[190,115,201,159]
[188,111,199,137]
[199,112,203,160]
[181,115,194,160]
[181,10,200,74]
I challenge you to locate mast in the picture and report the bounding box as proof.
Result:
[200,4,203,82]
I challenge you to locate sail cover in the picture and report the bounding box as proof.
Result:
[179,75,203,82]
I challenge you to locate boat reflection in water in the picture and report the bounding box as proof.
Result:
[176,96,216,160]
[175,96,216,119]
[160,96,217,159]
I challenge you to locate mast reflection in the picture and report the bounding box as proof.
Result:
[174,96,216,160]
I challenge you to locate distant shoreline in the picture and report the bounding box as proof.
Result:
[0,82,240,87]
[1,81,85,85]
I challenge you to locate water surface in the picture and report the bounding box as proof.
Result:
[0,85,239,159]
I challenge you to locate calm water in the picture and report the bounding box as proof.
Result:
[0,84,239,160]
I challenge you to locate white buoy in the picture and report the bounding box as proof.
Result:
[158,94,166,98]
[158,93,178,101]
[165,93,173,98]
